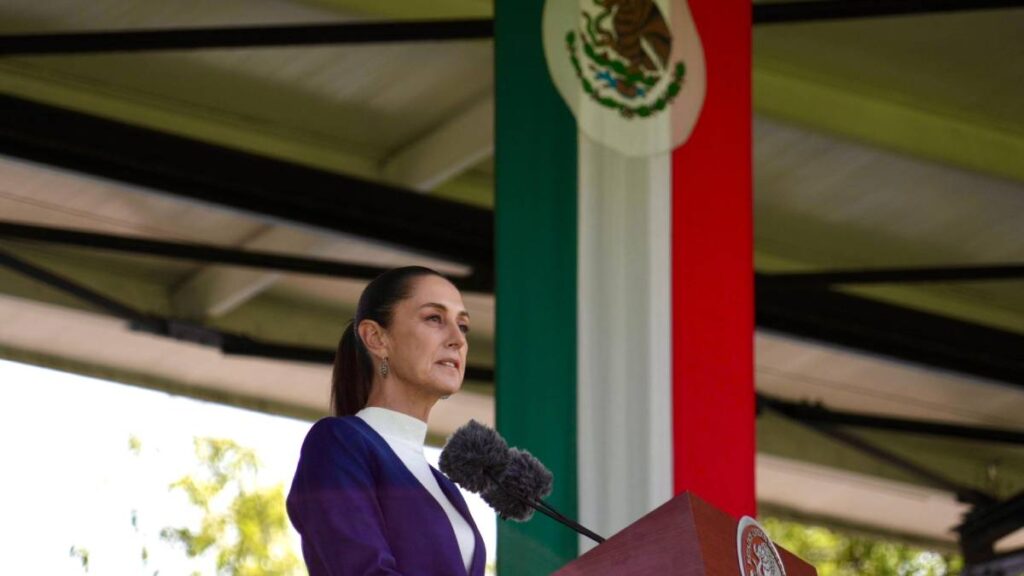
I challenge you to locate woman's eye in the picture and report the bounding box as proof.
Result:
[459,324,470,335]
[427,315,442,323]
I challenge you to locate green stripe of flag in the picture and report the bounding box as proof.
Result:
[495,0,580,572]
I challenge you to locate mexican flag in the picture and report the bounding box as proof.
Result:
[495,0,753,572]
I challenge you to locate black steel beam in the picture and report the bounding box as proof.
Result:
[957,490,1024,563]
[2,96,1022,392]
[10,221,1024,393]
[2,2,1023,57]
[0,19,494,55]
[757,394,1024,445]
[0,220,493,293]
[759,264,1024,288]
[810,423,995,506]
[756,276,1024,388]
[0,247,151,324]
[962,547,1024,575]
[753,0,1024,24]
[0,246,496,380]
[0,94,493,269]
[760,396,996,505]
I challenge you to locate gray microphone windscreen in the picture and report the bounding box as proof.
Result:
[482,448,554,522]
[439,419,512,493]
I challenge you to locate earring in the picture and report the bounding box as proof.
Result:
[380,357,389,377]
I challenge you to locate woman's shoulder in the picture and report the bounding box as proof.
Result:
[300,415,375,455]
[289,417,382,503]
[307,414,366,433]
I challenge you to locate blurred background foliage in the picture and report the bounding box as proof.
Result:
[72,435,304,576]
[764,517,963,576]
[160,437,303,576]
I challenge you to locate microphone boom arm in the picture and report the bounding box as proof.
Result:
[486,472,606,544]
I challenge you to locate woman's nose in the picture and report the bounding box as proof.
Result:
[448,326,467,348]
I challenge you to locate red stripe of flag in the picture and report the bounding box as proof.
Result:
[671,0,756,519]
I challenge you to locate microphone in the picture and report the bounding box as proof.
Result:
[437,419,511,493]
[440,420,605,543]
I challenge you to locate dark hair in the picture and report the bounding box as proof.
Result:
[331,266,446,416]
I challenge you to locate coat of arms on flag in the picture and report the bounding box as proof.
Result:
[543,0,707,156]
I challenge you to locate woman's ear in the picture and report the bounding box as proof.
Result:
[357,319,389,360]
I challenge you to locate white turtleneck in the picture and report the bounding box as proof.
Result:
[356,407,475,573]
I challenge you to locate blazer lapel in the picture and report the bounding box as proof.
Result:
[431,467,488,576]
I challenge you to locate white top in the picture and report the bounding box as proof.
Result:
[356,407,475,573]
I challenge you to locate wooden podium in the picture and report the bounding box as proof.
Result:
[553,492,817,575]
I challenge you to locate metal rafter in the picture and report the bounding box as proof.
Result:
[753,0,1024,24]
[0,220,493,293]
[757,394,1024,445]
[756,276,1024,388]
[0,94,494,269]
[0,247,148,323]
[0,19,494,55]
[0,247,496,381]
[957,489,1024,564]
[759,265,1024,288]
[2,2,1024,56]
[2,96,1022,391]
[759,393,997,506]
[962,550,1024,576]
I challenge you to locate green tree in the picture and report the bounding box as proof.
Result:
[763,517,963,576]
[68,546,90,573]
[161,437,303,576]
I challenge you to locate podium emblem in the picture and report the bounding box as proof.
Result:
[737,516,786,576]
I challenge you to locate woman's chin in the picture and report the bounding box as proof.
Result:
[428,377,462,398]
[424,367,463,397]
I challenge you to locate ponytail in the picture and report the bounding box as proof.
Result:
[329,266,445,416]
[331,321,372,416]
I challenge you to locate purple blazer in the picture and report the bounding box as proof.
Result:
[287,416,486,576]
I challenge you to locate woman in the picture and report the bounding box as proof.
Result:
[287,266,486,575]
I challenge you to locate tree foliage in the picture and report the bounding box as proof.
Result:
[68,546,90,572]
[763,517,963,576]
[161,437,303,576]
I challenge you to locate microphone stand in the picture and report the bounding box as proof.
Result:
[486,474,606,544]
[529,497,606,544]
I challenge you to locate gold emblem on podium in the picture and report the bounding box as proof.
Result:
[738,516,786,576]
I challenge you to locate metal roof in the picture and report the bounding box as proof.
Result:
[1,0,1022,555]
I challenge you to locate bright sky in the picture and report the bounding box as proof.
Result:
[0,359,497,574]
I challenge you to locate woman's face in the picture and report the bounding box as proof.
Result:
[383,275,470,399]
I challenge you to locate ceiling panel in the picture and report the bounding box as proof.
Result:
[0,0,493,159]
[756,331,1024,429]
[0,157,264,244]
[754,117,1024,333]
[1,0,1022,554]
[754,9,1024,134]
